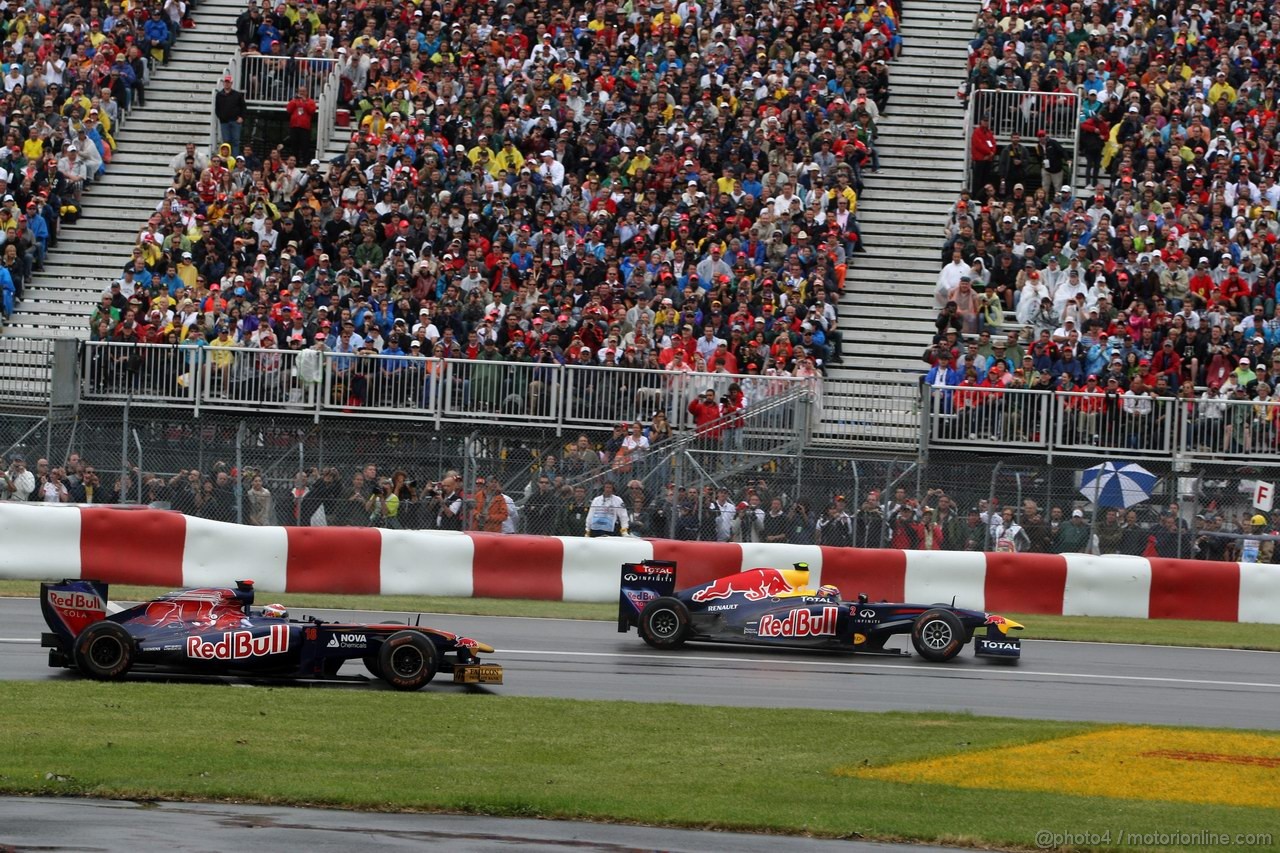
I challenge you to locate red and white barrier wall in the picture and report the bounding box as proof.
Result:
[3,504,1278,623]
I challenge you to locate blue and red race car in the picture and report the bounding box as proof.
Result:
[618,561,1023,662]
[40,579,502,690]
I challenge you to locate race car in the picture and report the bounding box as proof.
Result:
[617,560,1023,662]
[39,578,502,690]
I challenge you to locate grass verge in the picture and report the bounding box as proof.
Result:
[2,579,1278,650]
[1,683,1275,850]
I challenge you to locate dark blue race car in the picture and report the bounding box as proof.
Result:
[617,561,1023,662]
[40,578,503,690]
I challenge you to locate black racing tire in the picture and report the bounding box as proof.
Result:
[377,630,438,691]
[911,609,966,663]
[73,621,135,681]
[638,596,691,650]
[364,621,402,678]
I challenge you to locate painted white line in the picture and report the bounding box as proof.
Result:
[0,638,39,644]
[1038,637,1280,655]
[499,648,1280,690]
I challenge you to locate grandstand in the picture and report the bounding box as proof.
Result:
[1,0,1279,561]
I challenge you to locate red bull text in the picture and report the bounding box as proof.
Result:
[691,569,795,603]
[758,607,839,638]
[186,624,289,660]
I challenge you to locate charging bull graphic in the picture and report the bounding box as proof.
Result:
[691,568,796,602]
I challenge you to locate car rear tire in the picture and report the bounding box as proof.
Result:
[911,609,966,662]
[74,622,135,681]
[639,597,691,650]
[377,631,437,691]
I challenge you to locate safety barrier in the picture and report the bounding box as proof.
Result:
[1,505,1276,623]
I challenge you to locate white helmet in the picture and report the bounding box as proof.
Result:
[261,603,288,619]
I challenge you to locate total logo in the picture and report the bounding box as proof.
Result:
[187,624,289,660]
[981,640,1020,651]
[757,606,838,638]
[327,633,367,648]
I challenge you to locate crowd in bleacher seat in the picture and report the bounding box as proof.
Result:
[12,448,1274,561]
[0,0,193,321]
[934,0,1280,453]
[82,0,925,423]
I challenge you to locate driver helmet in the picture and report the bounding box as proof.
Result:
[261,603,288,619]
[816,584,841,602]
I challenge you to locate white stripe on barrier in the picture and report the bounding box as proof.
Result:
[1238,563,1280,624]
[904,550,986,611]
[1062,554,1151,619]
[0,502,81,581]
[559,535,653,602]
[740,543,823,583]
[183,516,290,591]
[380,529,474,597]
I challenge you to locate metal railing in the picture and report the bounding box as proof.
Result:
[810,376,921,449]
[313,61,342,158]
[239,55,337,105]
[79,341,817,434]
[0,337,56,406]
[924,385,1263,462]
[963,88,1080,192]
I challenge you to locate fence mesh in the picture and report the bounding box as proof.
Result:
[4,403,1269,562]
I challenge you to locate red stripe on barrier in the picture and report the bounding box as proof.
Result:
[470,533,564,600]
[984,552,1068,615]
[1149,559,1240,621]
[651,540,744,588]
[80,507,186,587]
[286,527,381,594]
[820,548,906,601]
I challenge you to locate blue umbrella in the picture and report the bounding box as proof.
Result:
[1079,462,1158,509]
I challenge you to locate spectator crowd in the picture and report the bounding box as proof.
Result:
[7,447,1275,562]
[82,0,918,427]
[932,0,1280,455]
[0,0,192,322]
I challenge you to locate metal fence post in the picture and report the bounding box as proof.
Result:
[235,420,245,525]
[985,460,1003,550]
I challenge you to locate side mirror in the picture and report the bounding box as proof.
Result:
[858,593,869,605]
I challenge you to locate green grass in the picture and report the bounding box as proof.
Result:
[3,580,1278,650]
[0,683,1274,851]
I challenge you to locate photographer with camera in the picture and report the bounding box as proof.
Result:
[2,455,34,501]
[365,476,402,529]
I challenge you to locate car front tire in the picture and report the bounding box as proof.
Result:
[910,609,966,662]
[377,630,437,690]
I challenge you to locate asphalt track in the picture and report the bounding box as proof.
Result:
[0,797,946,853]
[2,597,1278,728]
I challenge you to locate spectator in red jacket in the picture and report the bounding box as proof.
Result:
[687,388,723,440]
[285,86,317,160]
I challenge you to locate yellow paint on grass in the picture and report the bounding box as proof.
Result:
[844,727,1280,809]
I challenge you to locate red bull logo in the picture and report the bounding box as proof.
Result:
[691,569,795,603]
[48,588,106,636]
[758,606,838,638]
[985,614,1007,626]
[186,624,289,660]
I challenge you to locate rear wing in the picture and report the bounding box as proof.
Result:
[618,560,677,632]
[40,579,109,643]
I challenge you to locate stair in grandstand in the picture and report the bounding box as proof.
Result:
[819,0,974,443]
[553,384,817,501]
[3,0,244,344]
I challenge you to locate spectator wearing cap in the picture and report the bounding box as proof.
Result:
[215,75,248,154]
[285,85,318,160]
[1034,130,1066,197]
